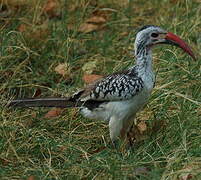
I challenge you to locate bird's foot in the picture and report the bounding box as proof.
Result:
[111,139,119,149]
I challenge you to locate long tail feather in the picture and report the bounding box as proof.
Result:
[9,98,78,108]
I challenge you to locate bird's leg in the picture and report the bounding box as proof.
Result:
[127,122,134,146]
[109,116,135,150]
[109,116,123,149]
[122,116,136,150]
[111,139,119,149]
[126,122,135,151]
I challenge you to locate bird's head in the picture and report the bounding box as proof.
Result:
[135,25,196,60]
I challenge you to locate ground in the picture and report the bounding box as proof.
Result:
[0,0,201,179]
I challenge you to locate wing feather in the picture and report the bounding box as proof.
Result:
[80,71,144,102]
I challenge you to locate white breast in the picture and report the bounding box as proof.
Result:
[80,86,152,123]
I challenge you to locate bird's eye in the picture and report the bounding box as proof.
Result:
[151,33,159,38]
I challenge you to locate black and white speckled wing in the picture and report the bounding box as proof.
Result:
[80,69,144,102]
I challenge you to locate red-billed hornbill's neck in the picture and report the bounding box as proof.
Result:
[9,25,196,146]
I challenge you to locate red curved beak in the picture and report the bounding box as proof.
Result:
[165,32,196,60]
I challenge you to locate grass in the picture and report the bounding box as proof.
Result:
[0,0,201,179]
